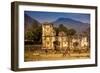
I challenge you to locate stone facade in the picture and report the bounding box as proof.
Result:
[42,22,56,49]
[42,22,89,50]
[58,31,68,49]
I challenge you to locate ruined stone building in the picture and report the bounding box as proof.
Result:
[42,22,56,49]
[42,22,89,50]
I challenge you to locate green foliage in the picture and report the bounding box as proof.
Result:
[59,24,68,33]
[67,28,76,36]
[25,24,42,44]
[25,31,33,40]
[54,27,59,36]
[55,24,76,36]
[32,26,42,42]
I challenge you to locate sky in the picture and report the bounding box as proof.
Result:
[25,11,90,24]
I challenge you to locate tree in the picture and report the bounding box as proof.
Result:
[59,24,68,34]
[25,31,33,40]
[25,23,42,44]
[54,27,59,36]
[67,29,76,36]
[54,24,68,36]
[67,28,76,49]
[32,25,42,44]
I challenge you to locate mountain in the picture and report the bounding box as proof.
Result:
[52,18,89,33]
[24,14,89,33]
[24,14,40,31]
